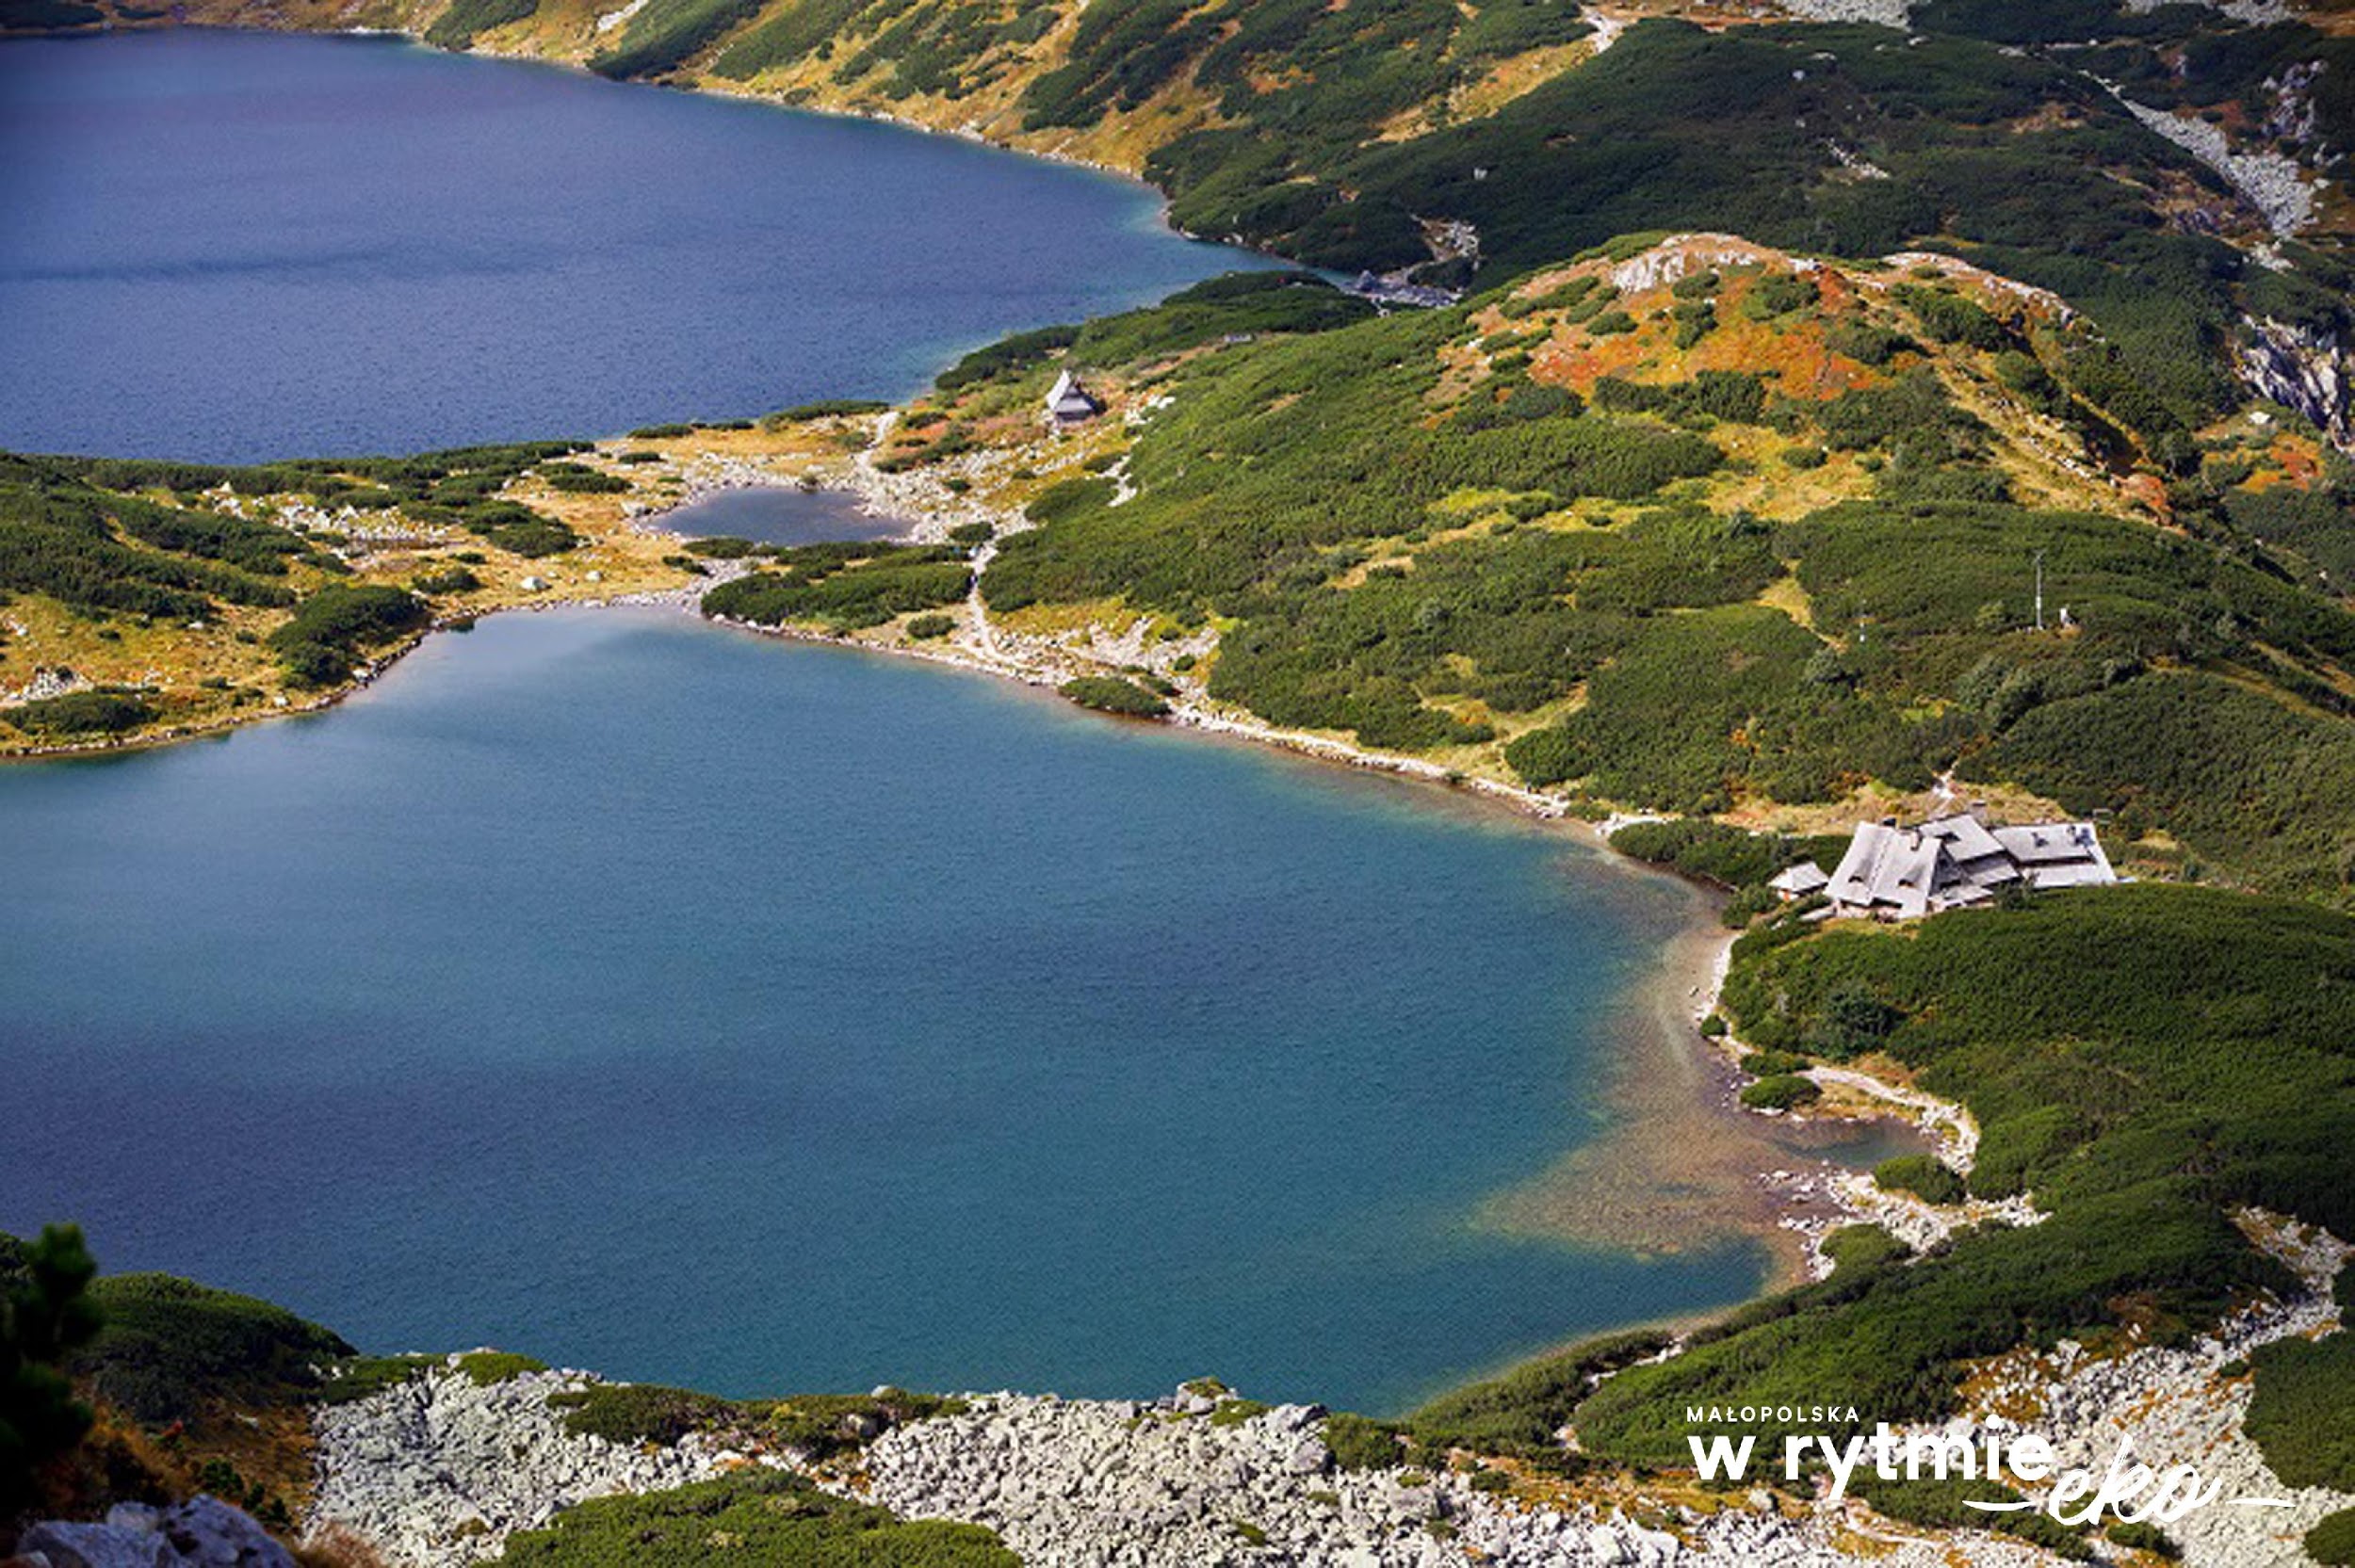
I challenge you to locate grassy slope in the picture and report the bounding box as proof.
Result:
[0,437,767,752]
[0,1260,359,1535]
[859,245,2355,897]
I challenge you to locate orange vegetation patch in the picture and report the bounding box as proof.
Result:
[2270,437,2324,487]
[1688,312,1879,402]
[1245,65,1309,93]
[1529,325,1660,394]
[2120,472,2172,518]
[2301,1,2355,36]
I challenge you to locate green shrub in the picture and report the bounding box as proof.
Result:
[1739,1074,1821,1111]
[419,0,534,43]
[456,1350,548,1386]
[73,1272,350,1427]
[1323,1413,1405,1470]
[0,0,106,24]
[905,613,956,640]
[267,584,428,686]
[702,545,970,632]
[1893,283,2009,350]
[1850,1474,2087,1557]
[1608,820,1838,889]
[498,1470,1017,1567]
[1874,1155,1966,1205]
[413,567,481,594]
[549,1383,741,1446]
[1821,1225,1908,1274]
[6,690,156,736]
[422,0,533,47]
[589,0,768,79]
[767,399,891,423]
[543,469,629,495]
[0,1225,102,1512]
[318,1354,437,1405]
[2309,1508,2355,1567]
[1720,883,1779,928]
[2106,1519,2180,1559]
[2246,1332,2355,1491]
[1743,272,1819,320]
[1406,1330,1672,1460]
[1060,676,1169,718]
[765,1390,967,1463]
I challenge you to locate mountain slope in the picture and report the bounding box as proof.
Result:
[842,237,2355,894]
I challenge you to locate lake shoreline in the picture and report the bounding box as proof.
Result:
[3,557,1916,1324]
[0,20,1936,1411]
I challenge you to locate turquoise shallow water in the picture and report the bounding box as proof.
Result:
[0,612,1765,1412]
[0,30,1266,462]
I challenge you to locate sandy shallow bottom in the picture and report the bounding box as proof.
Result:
[1477,877,1924,1295]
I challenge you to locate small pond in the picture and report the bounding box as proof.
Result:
[659,486,910,547]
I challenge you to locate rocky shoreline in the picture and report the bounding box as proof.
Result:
[302,1369,2070,1568]
[307,1362,740,1565]
[290,1214,2351,1568]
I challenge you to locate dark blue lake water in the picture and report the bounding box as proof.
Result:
[0,30,1265,463]
[0,612,1766,1412]
[0,31,1772,1414]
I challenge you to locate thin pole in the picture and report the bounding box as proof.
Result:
[2035,550,2045,632]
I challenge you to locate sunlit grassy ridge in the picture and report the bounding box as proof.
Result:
[0,438,736,745]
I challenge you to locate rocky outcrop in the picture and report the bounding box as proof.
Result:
[14,1497,294,1568]
[300,1366,2083,1568]
[2115,96,2318,236]
[1778,0,1911,27]
[2124,0,2295,22]
[838,1387,2061,1568]
[306,1363,739,1566]
[1957,1212,2355,1568]
[2240,315,2355,449]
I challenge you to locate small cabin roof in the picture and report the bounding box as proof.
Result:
[1046,370,1101,415]
[1769,862,1829,895]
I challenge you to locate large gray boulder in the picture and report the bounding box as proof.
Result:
[157,1497,295,1567]
[14,1518,172,1568]
[13,1497,291,1568]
